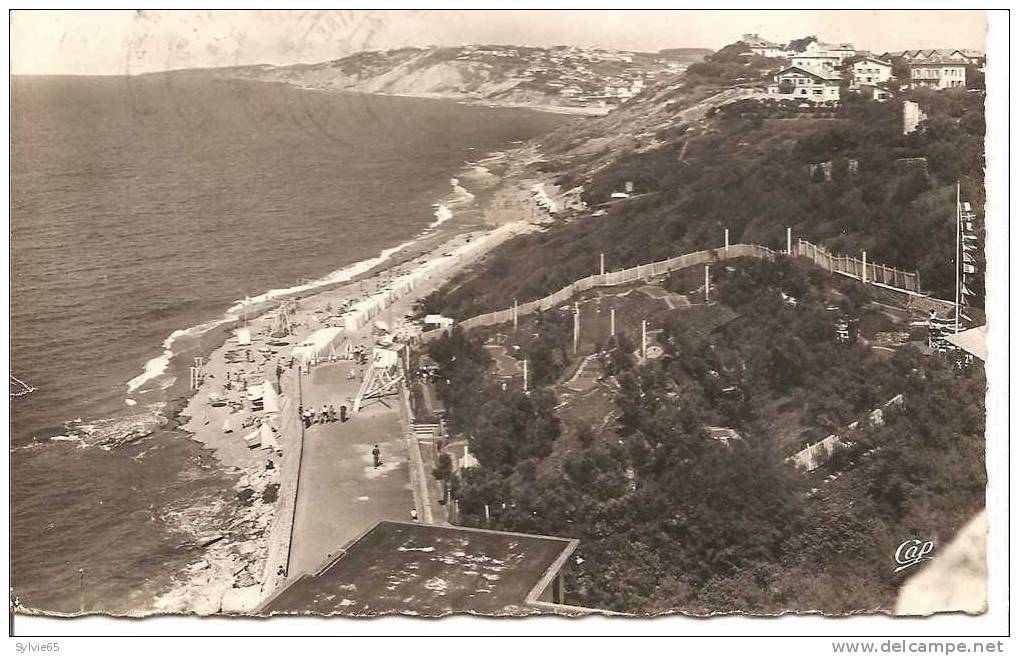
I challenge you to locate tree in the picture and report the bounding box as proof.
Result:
[787,36,818,53]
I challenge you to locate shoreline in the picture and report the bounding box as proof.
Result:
[148,148,554,615]
[213,75,611,117]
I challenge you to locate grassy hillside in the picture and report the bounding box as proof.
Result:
[424,81,985,321]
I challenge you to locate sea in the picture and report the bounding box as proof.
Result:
[10,74,573,614]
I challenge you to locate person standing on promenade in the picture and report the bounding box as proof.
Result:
[372,445,382,468]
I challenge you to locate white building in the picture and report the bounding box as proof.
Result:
[767,66,842,103]
[909,58,967,90]
[851,57,894,86]
[792,53,840,73]
[806,40,856,62]
[740,33,786,58]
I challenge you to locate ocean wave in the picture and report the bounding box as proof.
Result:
[429,204,454,230]
[126,350,173,393]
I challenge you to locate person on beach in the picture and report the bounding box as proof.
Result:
[321,404,329,423]
[327,404,336,422]
[372,445,382,468]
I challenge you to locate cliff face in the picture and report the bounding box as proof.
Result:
[176,45,712,113]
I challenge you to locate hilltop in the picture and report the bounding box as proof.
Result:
[159,44,712,114]
[421,46,984,320]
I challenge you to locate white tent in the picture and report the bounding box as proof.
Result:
[246,383,264,402]
[263,380,280,413]
[291,326,346,363]
[236,327,252,346]
[259,423,279,450]
[242,428,261,449]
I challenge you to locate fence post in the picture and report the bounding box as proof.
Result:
[861,251,868,283]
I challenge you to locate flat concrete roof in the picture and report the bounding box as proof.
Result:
[260,520,578,616]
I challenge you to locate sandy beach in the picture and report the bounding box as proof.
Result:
[151,155,557,614]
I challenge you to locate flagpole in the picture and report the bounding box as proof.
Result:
[954,181,961,334]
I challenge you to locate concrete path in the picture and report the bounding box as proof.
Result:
[287,361,415,577]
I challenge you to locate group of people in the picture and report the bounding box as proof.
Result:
[301,403,346,428]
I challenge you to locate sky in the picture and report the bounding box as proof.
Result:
[10,9,988,76]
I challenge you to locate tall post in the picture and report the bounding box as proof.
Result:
[600,253,605,276]
[573,302,580,354]
[610,307,616,337]
[861,251,868,283]
[641,320,647,361]
[522,359,528,392]
[724,227,730,252]
[512,298,518,330]
[79,568,85,614]
[786,227,792,255]
[954,181,961,333]
[704,265,710,303]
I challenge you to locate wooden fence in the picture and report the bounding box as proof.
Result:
[420,243,777,342]
[794,239,921,293]
[420,239,941,343]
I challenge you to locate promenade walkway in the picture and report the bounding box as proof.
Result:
[286,361,415,577]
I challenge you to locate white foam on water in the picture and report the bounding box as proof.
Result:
[429,204,454,230]
[126,350,173,393]
[48,435,89,449]
[224,236,420,316]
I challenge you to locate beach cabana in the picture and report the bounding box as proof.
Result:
[242,427,262,449]
[263,379,280,413]
[259,423,279,451]
[291,326,346,363]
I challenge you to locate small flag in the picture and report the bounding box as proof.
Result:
[962,284,975,296]
[963,264,977,274]
[963,252,976,264]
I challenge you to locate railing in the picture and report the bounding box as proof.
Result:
[420,243,777,341]
[419,239,940,343]
[795,239,921,293]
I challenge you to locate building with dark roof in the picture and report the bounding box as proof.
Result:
[258,520,582,616]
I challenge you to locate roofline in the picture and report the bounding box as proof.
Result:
[775,65,842,81]
[524,533,580,605]
[255,520,581,615]
[908,60,968,67]
[855,56,893,66]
